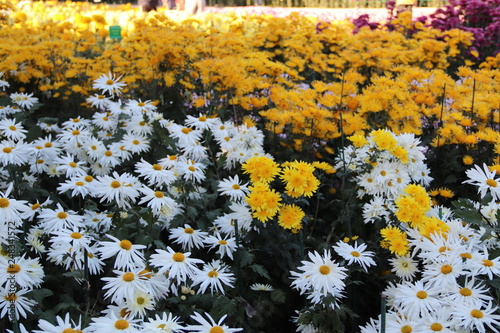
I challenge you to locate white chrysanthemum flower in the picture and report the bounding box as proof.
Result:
[86,311,140,333]
[0,182,30,226]
[9,92,38,109]
[169,224,208,252]
[444,278,493,306]
[420,255,465,289]
[176,158,207,184]
[250,283,274,291]
[0,287,37,320]
[0,118,27,141]
[92,72,127,97]
[92,172,141,209]
[149,247,204,285]
[49,227,92,254]
[392,280,442,319]
[135,158,177,188]
[388,254,418,281]
[87,93,112,109]
[168,124,203,147]
[185,312,243,333]
[57,176,94,198]
[217,175,249,202]
[54,153,89,178]
[463,163,500,201]
[332,240,376,272]
[0,254,44,289]
[124,290,156,319]
[452,300,500,333]
[37,203,84,233]
[119,133,150,155]
[0,140,31,166]
[98,234,146,271]
[125,99,157,114]
[191,260,235,295]
[142,312,184,333]
[127,115,154,136]
[101,269,151,304]
[34,313,82,333]
[204,233,237,260]
[290,250,348,297]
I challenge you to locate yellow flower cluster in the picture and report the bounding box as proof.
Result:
[380,225,409,256]
[242,156,329,231]
[1,1,499,163]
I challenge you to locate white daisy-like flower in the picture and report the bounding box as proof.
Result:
[54,153,89,178]
[168,124,203,147]
[57,176,94,198]
[92,171,141,209]
[250,283,274,291]
[37,203,84,233]
[191,260,235,295]
[149,246,204,285]
[420,255,465,288]
[204,233,237,260]
[98,234,146,271]
[86,93,112,109]
[176,158,207,184]
[0,287,37,320]
[85,311,140,333]
[185,114,218,131]
[9,92,38,109]
[0,182,30,226]
[185,312,243,333]
[217,175,249,202]
[101,269,151,304]
[138,187,179,218]
[119,133,151,154]
[0,254,44,289]
[61,117,92,130]
[0,140,31,166]
[290,250,348,296]
[134,158,177,188]
[142,312,184,333]
[92,72,127,97]
[388,254,418,281]
[34,313,82,333]
[463,163,500,201]
[125,99,157,114]
[0,118,27,141]
[452,300,500,333]
[168,224,208,252]
[392,280,442,319]
[124,290,156,319]
[332,240,376,272]
[444,278,493,306]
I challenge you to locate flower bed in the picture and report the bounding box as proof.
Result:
[0,0,500,332]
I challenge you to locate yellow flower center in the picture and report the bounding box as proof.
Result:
[84,175,94,182]
[4,293,17,302]
[416,290,427,299]
[57,212,68,219]
[45,142,53,148]
[440,264,452,274]
[208,270,219,278]
[486,179,498,187]
[110,180,121,188]
[105,150,113,157]
[136,296,145,305]
[72,130,80,136]
[471,309,484,319]
[218,240,228,245]
[114,319,130,330]
[460,287,472,296]
[482,259,494,267]
[75,181,85,186]
[401,325,412,333]
[9,125,16,131]
[31,203,41,210]
[319,265,330,275]
[7,264,21,274]
[210,326,224,333]
[0,198,10,208]
[173,253,185,262]
[120,240,133,250]
[184,228,194,234]
[430,323,442,331]
[122,272,135,282]
[461,252,472,259]
[181,128,192,134]
[69,162,77,168]
[350,251,360,257]
[154,191,164,198]
[71,232,83,239]
[139,121,146,126]
[232,184,241,190]
[2,147,12,153]
[106,79,115,85]
[152,164,162,170]
[188,166,196,172]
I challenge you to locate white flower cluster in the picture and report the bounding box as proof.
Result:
[0,73,267,331]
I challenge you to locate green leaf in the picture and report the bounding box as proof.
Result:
[249,264,270,279]
[452,198,483,225]
[270,289,286,304]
